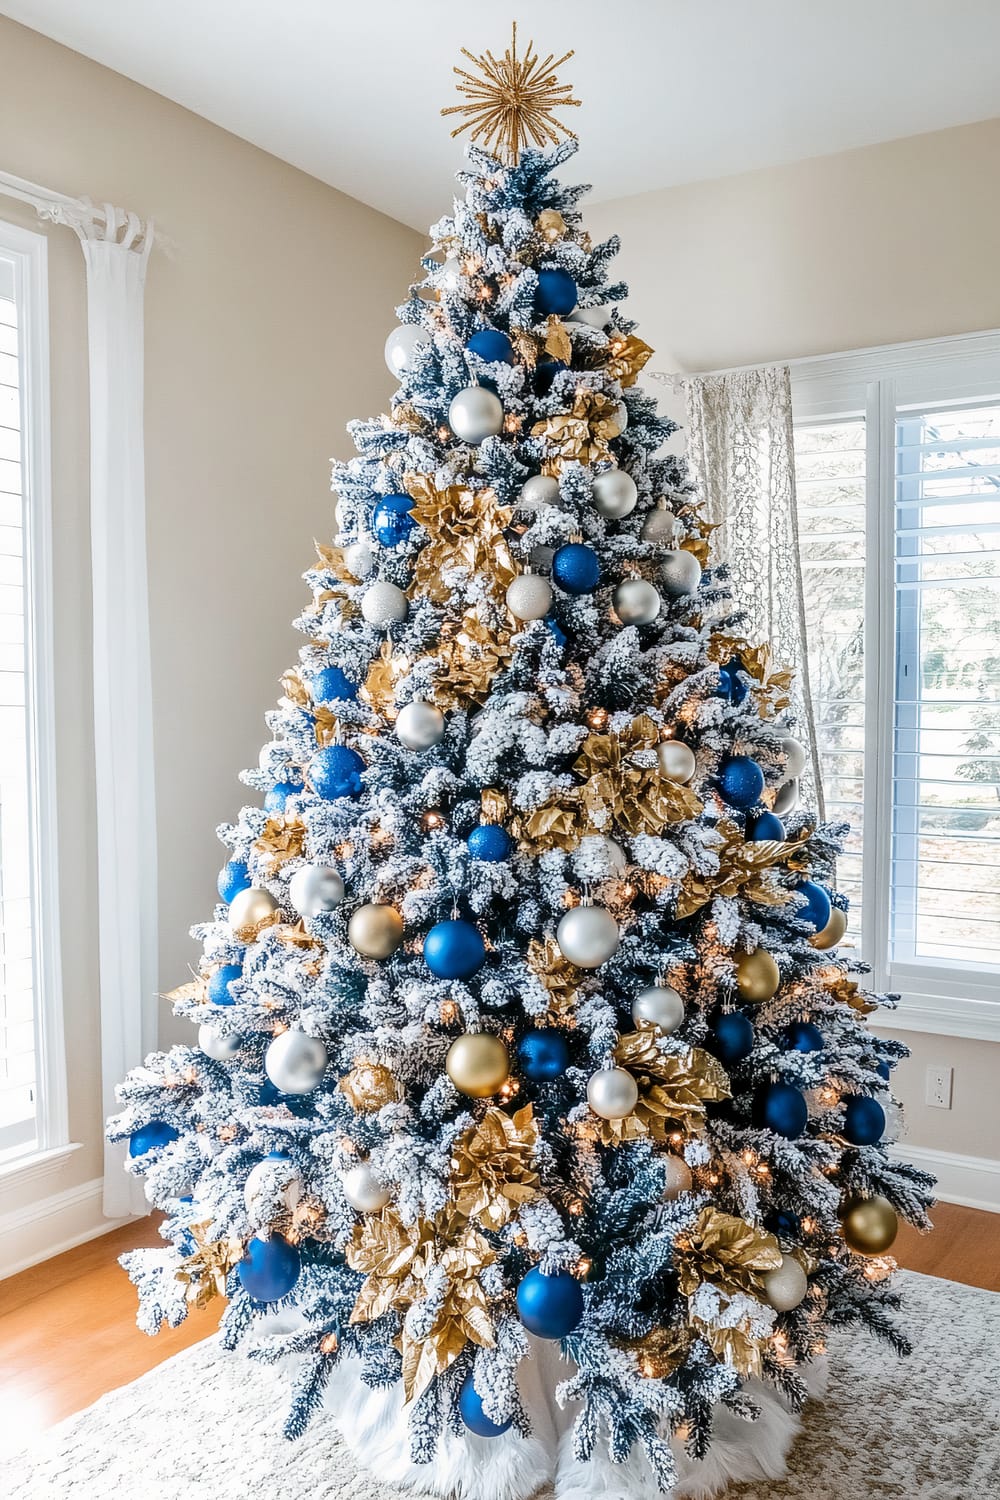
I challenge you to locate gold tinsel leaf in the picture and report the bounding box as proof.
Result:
[600,1039,730,1145]
[531,388,621,470]
[339,1062,403,1114]
[571,715,703,836]
[675,1208,782,1300]
[535,208,567,242]
[691,1314,767,1379]
[253,816,307,873]
[175,1221,244,1309]
[675,821,798,920]
[512,328,541,369]
[450,1104,540,1230]
[311,706,342,746]
[359,639,411,721]
[163,978,206,1005]
[407,476,516,606]
[544,315,573,365]
[526,936,580,1016]
[274,919,324,950]
[605,333,654,388]
[680,534,711,567]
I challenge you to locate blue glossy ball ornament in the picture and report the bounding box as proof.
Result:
[310,665,358,704]
[467,823,512,862]
[517,1029,570,1082]
[784,1021,825,1054]
[466,328,514,364]
[424,919,486,980]
[552,543,600,595]
[207,963,242,1007]
[843,1095,886,1146]
[876,1059,892,1082]
[750,811,785,842]
[373,492,416,548]
[516,1266,584,1339]
[716,660,749,705]
[238,1234,301,1302]
[711,1011,755,1065]
[217,859,250,903]
[534,268,577,317]
[535,357,567,394]
[128,1120,179,1158]
[772,1209,801,1241]
[459,1369,512,1437]
[796,879,832,933]
[545,616,568,649]
[753,1081,809,1139]
[264,779,303,814]
[309,744,365,800]
[718,755,765,809]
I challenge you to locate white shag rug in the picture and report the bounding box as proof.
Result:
[4,1271,998,1500]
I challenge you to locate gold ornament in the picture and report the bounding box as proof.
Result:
[840,1195,898,1255]
[163,976,208,1006]
[690,1313,768,1379]
[605,333,654,389]
[536,208,567,242]
[446,1034,510,1099]
[825,971,877,1015]
[279,667,310,707]
[228,886,281,939]
[597,1033,730,1145]
[675,1208,783,1300]
[531,388,623,469]
[544,314,573,365]
[735,948,781,1003]
[450,1104,539,1230]
[429,606,514,711]
[339,1062,403,1114]
[573,713,702,836]
[348,903,404,959]
[618,1323,693,1379]
[175,1220,244,1309]
[253,816,307,873]
[406,476,516,606]
[359,639,411,721]
[526,935,580,1018]
[441,23,581,165]
[811,906,848,950]
[675,821,796,920]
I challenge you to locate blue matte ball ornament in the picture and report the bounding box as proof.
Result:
[535,357,567,394]
[517,1029,570,1082]
[535,268,577,317]
[309,744,365,800]
[750,811,785,842]
[373,493,416,548]
[238,1234,301,1302]
[264,779,303,814]
[208,963,242,1007]
[217,859,250,903]
[784,1021,825,1054]
[128,1120,179,1158]
[552,543,601,595]
[459,1370,512,1437]
[310,665,358,704]
[718,755,765,809]
[772,1210,801,1241]
[796,879,832,933]
[424,919,486,980]
[711,1011,755,1065]
[467,823,512,862]
[753,1081,809,1139]
[466,328,514,365]
[843,1095,886,1146]
[516,1266,584,1339]
[877,1059,892,1082]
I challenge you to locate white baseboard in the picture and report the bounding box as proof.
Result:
[0,1175,138,1281]
[894,1143,1000,1214]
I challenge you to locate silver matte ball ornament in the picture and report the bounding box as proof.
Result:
[779,736,807,781]
[613,578,661,626]
[229,886,279,933]
[556,903,620,968]
[448,386,504,444]
[384,324,430,379]
[587,1066,639,1120]
[641,502,676,544]
[243,1158,302,1218]
[438,256,462,292]
[662,1153,693,1201]
[344,540,374,580]
[774,778,799,816]
[198,1024,243,1062]
[264,1030,328,1095]
[632,984,686,1035]
[289,864,345,918]
[396,699,446,751]
[343,1162,392,1213]
[518,474,560,510]
[659,549,702,598]
[506,572,553,621]
[568,304,609,330]
[657,740,697,784]
[762,1253,809,1312]
[591,469,638,519]
[361,581,408,626]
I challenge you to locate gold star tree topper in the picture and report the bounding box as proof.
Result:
[442,22,581,165]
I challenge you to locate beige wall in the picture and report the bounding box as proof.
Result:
[590,120,1000,1174]
[0,17,422,1225]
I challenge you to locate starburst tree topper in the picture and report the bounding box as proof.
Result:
[441,22,581,165]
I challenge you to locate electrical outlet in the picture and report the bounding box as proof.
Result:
[925,1065,953,1110]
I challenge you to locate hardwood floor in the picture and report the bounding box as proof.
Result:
[0,1201,996,1454]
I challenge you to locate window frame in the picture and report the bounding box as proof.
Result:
[792,329,1000,1044]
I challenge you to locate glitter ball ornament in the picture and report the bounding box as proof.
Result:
[763,1254,808,1312]
[811,905,848,950]
[587,1066,639,1120]
[552,542,601,595]
[796,879,832,933]
[632,984,685,1034]
[506,571,553,621]
[459,1370,512,1437]
[128,1121,178,1158]
[446,1033,509,1097]
[343,1162,392,1213]
[264,1030,328,1095]
[657,740,697,784]
[466,328,514,364]
[372,493,416,548]
[843,1095,886,1145]
[735,948,780,1003]
[840,1195,898,1255]
[534,267,577,317]
[556,903,619,968]
[199,1024,243,1062]
[518,474,560,510]
[779,735,807,780]
[516,1266,584,1338]
[344,540,374,580]
[659,548,701,597]
[384,323,430,379]
[662,1153,693,1200]
[265,779,302,813]
[348,903,404,959]
[591,469,637,519]
[517,1028,570,1081]
[750,811,785,841]
[718,755,765,809]
[448,386,504,443]
[641,501,675,544]
[207,964,242,1007]
[238,1234,301,1302]
[309,744,365,800]
[396,699,446,751]
[228,886,279,932]
[773,778,799,816]
[217,859,250,904]
[613,577,661,626]
[310,665,358,703]
[753,1081,809,1139]
[710,1011,755,1065]
[424,918,486,980]
[361,580,408,626]
[289,864,345,918]
[467,823,511,862]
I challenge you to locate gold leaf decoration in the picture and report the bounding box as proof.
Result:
[273,919,324,951]
[605,333,654,388]
[253,817,307,873]
[531,388,622,469]
[163,978,207,1005]
[675,1208,782,1300]
[675,820,797,920]
[280,667,310,707]
[536,208,567,242]
[598,1037,731,1145]
[618,1323,693,1379]
[360,639,411,721]
[573,714,703,836]
[407,475,516,606]
[705,637,794,717]
[339,1062,404,1114]
[544,315,573,365]
[175,1221,244,1309]
[429,606,514,711]
[691,1313,767,1378]
[526,936,580,1016]
[451,1104,539,1230]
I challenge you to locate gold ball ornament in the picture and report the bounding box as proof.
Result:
[811,906,848,951]
[348,903,404,959]
[446,1033,510,1099]
[735,947,781,1003]
[339,1062,402,1113]
[228,886,280,934]
[840,1194,899,1255]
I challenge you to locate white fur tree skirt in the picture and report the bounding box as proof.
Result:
[4,1271,999,1499]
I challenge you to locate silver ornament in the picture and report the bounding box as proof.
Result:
[198,1024,243,1061]
[384,324,430,379]
[344,540,374,580]
[332,489,347,533]
[591,469,638,519]
[342,1161,391,1213]
[659,549,702,598]
[506,572,553,621]
[361,580,408,626]
[264,1030,328,1095]
[613,577,661,626]
[567,304,609,330]
[229,886,279,932]
[632,984,685,1034]
[662,1153,693,1201]
[587,1066,639,1120]
[438,256,463,292]
[613,402,628,432]
[448,386,504,444]
[243,1158,302,1218]
[779,735,807,780]
[518,474,560,510]
[288,864,345,918]
[774,778,799,816]
[657,740,697,784]
[396,699,445,751]
[762,1254,808,1312]
[556,904,619,968]
[641,502,676,544]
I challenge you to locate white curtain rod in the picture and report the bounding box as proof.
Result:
[0,167,162,252]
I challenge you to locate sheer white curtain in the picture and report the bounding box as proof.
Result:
[685,366,824,814]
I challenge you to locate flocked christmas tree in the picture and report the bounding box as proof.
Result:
[110,29,935,1499]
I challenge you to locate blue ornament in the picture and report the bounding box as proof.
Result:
[772,1210,801,1241]
[467,823,511,862]
[716,661,749,705]
[207,963,242,1007]
[718,755,765,809]
[238,1234,301,1302]
[459,1369,512,1437]
[534,268,577,317]
[310,665,358,703]
[373,492,416,548]
[516,1266,584,1339]
[217,859,250,903]
[545,616,568,649]
[535,357,567,394]
[750,811,785,842]
[129,1120,179,1158]
[517,1029,570,1082]
[876,1059,892,1082]
[784,1021,825,1054]
[466,328,514,364]
[552,543,600,595]
[424,919,486,980]
[843,1095,886,1146]
[309,744,365,800]
[264,779,303,814]
[796,879,832,933]
[711,1011,755,1065]
[753,1081,809,1139]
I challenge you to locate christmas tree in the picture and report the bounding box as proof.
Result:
[110,29,935,1499]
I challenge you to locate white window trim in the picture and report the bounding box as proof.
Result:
[792,328,1000,1045]
[0,216,73,1178]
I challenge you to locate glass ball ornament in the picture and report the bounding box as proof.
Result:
[395,699,445,752]
[735,948,780,1003]
[506,572,553,621]
[361,580,408,626]
[640,501,675,544]
[348,903,404,959]
[718,755,765,809]
[217,859,250,904]
[753,1081,809,1139]
[659,548,702,597]
[716,664,750,707]
[207,963,242,1006]
[228,886,279,932]
[811,905,848,950]
[632,984,685,1035]
[265,779,302,814]
[448,386,504,444]
[591,469,638,519]
[842,1094,886,1146]
[446,1033,509,1098]
[587,1066,639,1120]
[518,474,560,511]
[784,1020,824,1054]
[384,323,430,379]
[309,744,365,800]
[773,777,799,816]
[238,1234,301,1302]
[517,1028,570,1081]
[424,918,486,980]
[763,1253,808,1312]
[466,328,514,364]
[243,1152,301,1217]
[288,864,345,918]
[534,267,577,317]
[264,1030,328,1095]
[459,1369,512,1437]
[467,823,511,862]
[556,903,619,968]
[881,1098,904,1144]
[840,1194,898,1255]
[710,1010,755,1065]
[372,493,416,548]
[309,665,358,703]
[657,740,697,784]
[199,1023,243,1061]
[128,1120,178,1158]
[344,539,374,580]
[342,1161,392,1213]
[567,303,608,330]
[662,1153,693,1201]
[613,578,661,626]
[552,542,601,595]
[516,1266,584,1339]
[779,735,807,780]
[796,879,832,933]
[534,356,567,394]
[750,810,785,841]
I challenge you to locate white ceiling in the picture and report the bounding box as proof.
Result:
[4,0,1000,230]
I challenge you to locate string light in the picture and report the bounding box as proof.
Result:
[574,1256,592,1278]
[319,1333,339,1354]
[587,707,610,730]
[421,810,446,832]
[440,999,459,1025]
[567,1196,585,1216]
